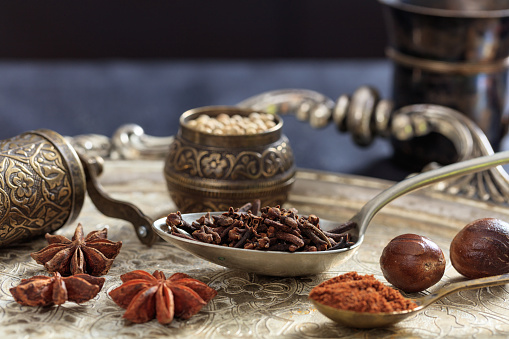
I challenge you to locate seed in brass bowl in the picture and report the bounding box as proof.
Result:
[450,218,509,279]
[380,233,446,293]
[187,112,276,135]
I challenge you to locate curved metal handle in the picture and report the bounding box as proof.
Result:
[69,124,173,160]
[79,153,158,246]
[350,150,509,237]
[416,273,509,308]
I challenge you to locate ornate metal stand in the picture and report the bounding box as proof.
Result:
[68,86,509,206]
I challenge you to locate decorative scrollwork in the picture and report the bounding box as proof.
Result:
[163,131,295,213]
[0,130,85,246]
[166,137,294,182]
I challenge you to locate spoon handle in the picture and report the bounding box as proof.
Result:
[418,273,509,307]
[354,150,509,235]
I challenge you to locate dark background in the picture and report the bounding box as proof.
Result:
[0,1,387,60]
[0,1,414,180]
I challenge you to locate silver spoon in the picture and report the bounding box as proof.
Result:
[152,150,509,276]
[310,272,509,328]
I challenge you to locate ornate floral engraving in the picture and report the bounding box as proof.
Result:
[201,153,228,178]
[167,138,293,181]
[0,132,76,246]
[164,135,295,212]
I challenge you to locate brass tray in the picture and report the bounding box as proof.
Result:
[2,160,509,338]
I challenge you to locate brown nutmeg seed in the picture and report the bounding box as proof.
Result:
[380,233,446,293]
[450,218,509,279]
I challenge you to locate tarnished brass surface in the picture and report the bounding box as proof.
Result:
[164,106,296,212]
[0,129,85,247]
[3,160,509,338]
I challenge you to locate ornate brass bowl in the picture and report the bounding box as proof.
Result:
[163,106,296,212]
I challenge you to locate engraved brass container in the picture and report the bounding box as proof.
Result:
[0,129,158,247]
[163,106,296,212]
[0,129,86,247]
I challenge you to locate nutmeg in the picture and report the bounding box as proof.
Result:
[450,218,509,279]
[380,233,446,293]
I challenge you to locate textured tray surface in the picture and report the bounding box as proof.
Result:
[2,160,509,338]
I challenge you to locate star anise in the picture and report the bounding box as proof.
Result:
[10,272,105,307]
[30,223,122,276]
[109,270,218,324]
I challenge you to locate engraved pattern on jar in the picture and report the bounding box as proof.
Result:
[163,106,296,213]
[0,131,84,246]
[167,138,293,181]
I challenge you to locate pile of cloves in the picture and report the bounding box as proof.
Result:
[165,201,356,252]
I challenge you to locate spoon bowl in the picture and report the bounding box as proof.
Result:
[153,150,509,276]
[152,214,362,276]
[311,273,509,328]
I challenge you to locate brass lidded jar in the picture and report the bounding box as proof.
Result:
[164,106,296,212]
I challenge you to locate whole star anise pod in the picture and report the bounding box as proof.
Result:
[10,272,105,307]
[30,223,122,276]
[109,270,218,324]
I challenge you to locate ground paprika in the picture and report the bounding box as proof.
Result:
[309,272,417,313]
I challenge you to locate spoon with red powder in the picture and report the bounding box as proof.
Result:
[153,150,509,276]
[310,272,509,328]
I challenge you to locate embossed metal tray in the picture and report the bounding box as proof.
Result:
[2,160,509,338]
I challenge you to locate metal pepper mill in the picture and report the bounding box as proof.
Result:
[0,129,157,247]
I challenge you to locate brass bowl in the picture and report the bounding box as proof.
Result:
[163,106,296,212]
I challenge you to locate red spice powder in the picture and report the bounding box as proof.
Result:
[309,272,417,313]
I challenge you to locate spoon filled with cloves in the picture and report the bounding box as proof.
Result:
[152,150,509,277]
